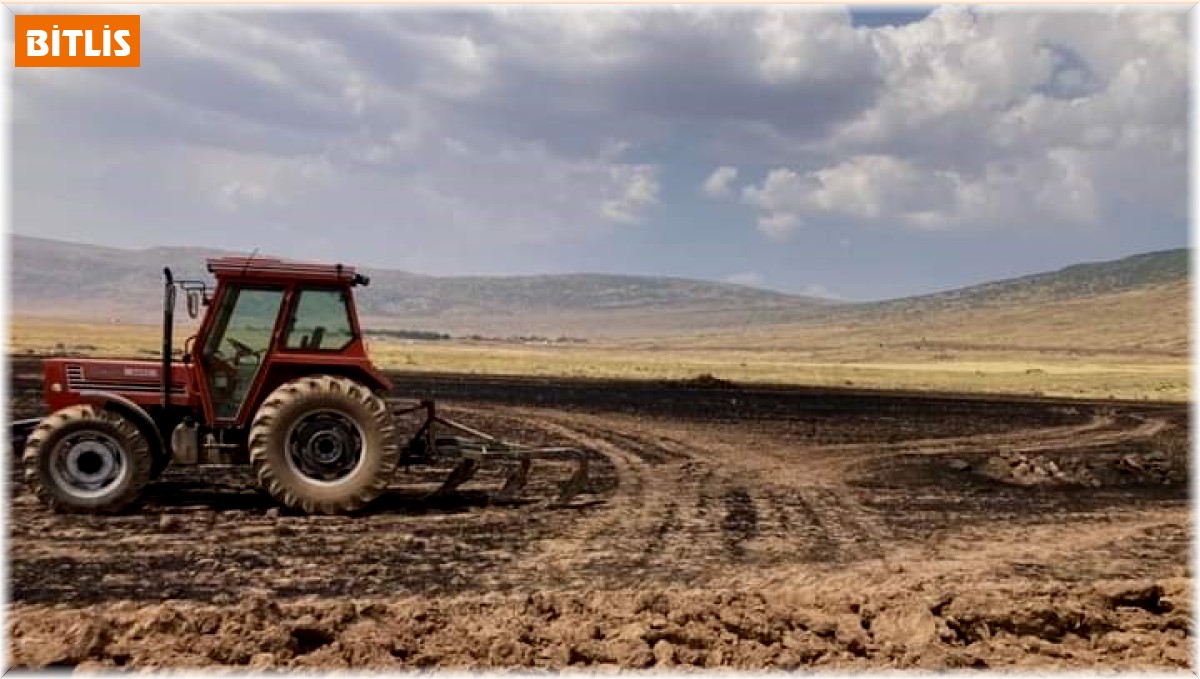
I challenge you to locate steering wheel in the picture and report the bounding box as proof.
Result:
[226,337,261,365]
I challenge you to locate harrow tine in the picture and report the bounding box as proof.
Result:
[395,402,593,505]
[492,455,531,503]
[553,452,590,506]
[427,457,479,499]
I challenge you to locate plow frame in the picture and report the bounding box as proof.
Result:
[390,399,589,504]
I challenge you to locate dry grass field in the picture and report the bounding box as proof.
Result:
[9,280,1190,403]
[7,238,1189,402]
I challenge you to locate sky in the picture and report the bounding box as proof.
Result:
[10,4,1189,301]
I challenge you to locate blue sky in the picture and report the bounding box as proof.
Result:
[11,5,1188,301]
[848,6,934,28]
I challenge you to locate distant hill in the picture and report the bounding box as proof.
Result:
[358,270,814,316]
[865,248,1190,315]
[7,235,1188,339]
[9,237,226,319]
[679,249,1190,360]
[8,235,832,334]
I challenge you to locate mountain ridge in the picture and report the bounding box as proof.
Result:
[7,234,1189,338]
[868,248,1189,312]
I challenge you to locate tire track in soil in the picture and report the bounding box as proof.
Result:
[720,489,757,559]
[506,415,659,589]
[550,411,898,562]
[506,410,896,585]
[813,413,1169,480]
[532,414,754,588]
[507,411,763,588]
[7,402,1176,604]
[492,406,1177,586]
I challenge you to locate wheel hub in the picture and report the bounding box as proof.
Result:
[50,433,127,498]
[286,410,364,484]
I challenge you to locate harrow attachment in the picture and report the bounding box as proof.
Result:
[391,400,589,505]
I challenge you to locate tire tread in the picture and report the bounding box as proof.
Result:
[249,375,397,514]
[22,405,153,514]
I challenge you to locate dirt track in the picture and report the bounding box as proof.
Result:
[6,363,1192,670]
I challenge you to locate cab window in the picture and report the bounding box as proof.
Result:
[284,288,355,351]
[202,286,284,420]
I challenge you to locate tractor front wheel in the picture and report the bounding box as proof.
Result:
[23,405,154,514]
[249,375,398,514]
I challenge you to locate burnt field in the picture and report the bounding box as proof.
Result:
[5,358,1192,670]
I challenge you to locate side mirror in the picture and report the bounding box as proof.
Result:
[187,291,201,319]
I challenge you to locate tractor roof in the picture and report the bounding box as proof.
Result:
[206,256,370,287]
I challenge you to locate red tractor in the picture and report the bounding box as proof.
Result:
[13,257,588,515]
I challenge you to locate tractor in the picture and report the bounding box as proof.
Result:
[11,256,588,515]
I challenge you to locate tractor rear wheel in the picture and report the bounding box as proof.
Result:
[23,405,154,514]
[150,451,171,480]
[249,375,398,514]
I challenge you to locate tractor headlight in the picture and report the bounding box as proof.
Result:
[50,382,62,393]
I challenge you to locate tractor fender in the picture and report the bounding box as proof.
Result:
[262,363,392,402]
[76,391,166,460]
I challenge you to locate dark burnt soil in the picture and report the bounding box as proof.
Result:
[5,358,1193,670]
[381,370,1126,438]
[10,357,1168,437]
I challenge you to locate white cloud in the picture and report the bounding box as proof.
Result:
[11,6,1186,275]
[740,7,1184,238]
[601,165,661,224]
[722,271,765,287]
[15,9,677,260]
[217,181,271,212]
[752,10,876,85]
[702,166,739,198]
[742,157,960,232]
[799,283,839,300]
[742,150,1104,237]
[201,151,335,212]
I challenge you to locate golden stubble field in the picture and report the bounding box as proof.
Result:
[8,293,1190,402]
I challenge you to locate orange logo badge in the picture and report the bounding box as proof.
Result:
[15,15,140,67]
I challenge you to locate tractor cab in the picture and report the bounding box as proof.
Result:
[188,257,387,425]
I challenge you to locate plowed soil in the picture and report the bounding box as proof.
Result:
[6,361,1192,670]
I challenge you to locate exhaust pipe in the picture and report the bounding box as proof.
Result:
[162,267,175,410]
